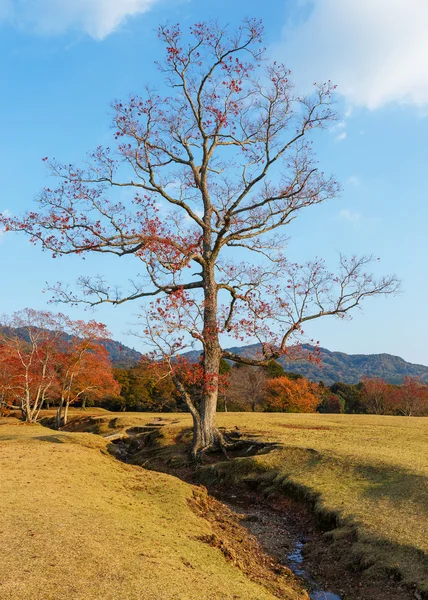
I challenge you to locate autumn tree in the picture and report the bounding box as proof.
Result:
[318,391,344,413]
[55,342,120,428]
[266,375,320,412]
[360,377,394,415]
[52,319,113,427]
[0,309,117,424]
[0,310,68,422]
[2,20,399,456]
[391,376,428,416]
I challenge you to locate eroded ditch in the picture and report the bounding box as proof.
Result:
[45,416,417,600]
[215,489,342,600]
[106,423,415,600]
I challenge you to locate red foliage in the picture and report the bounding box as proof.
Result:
[0,309,118,424]
[360,377,396,415]
[321,393,343,414]
[391,376,428,416]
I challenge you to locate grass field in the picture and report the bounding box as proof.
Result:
[53,409,428,596]
[0,417,305,600]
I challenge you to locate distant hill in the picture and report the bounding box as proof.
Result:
[99,339,142,368]
[184,343,428,386]
[5,326,428,384]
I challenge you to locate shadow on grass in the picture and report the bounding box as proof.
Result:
[35,435,66,444]
[356,463,428,515]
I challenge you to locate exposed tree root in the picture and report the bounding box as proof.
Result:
[191,429,282,463]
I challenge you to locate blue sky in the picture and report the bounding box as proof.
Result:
[0,0,427,364]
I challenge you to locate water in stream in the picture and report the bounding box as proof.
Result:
[223,495,342,600]
[287,539,341,599]
[287,539,342,600]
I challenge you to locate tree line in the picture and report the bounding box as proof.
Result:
[1,309,426,422]
[104,359,428,417]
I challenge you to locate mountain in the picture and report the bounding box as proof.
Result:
[99,339,143,368]
[5,324,428,384]
[183,343,428,386]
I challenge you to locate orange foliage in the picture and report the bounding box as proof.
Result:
[266,376,320,413]
[0,309,119,424]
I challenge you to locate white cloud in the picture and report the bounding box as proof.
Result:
[347,176,360,186]
[338,209,382,232]
[2,0,158,39]
[279,0,428,109]
[339,209,360,224]
[330,119,347,142]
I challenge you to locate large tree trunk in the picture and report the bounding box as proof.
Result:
[192,263,222,456]
[171,263,223,459]
[0,400,7,417]
[21,389,33,423]
[172,374,203,457]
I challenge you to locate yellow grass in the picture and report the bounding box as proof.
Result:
[0,417,304,600]
[57,410,428,593]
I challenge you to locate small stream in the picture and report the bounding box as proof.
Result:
[222,493,342,600]
[46,418,416,600]
[288,540,341,599]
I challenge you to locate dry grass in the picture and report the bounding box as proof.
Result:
[0,417,305,600]
[55,410,428,594]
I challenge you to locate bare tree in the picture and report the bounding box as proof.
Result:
[228,366,267,411]
[2,20,399,456]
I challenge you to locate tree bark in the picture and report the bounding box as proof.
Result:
[193,262,222,456]
[170,262,223,459]
[172,374,202,457]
